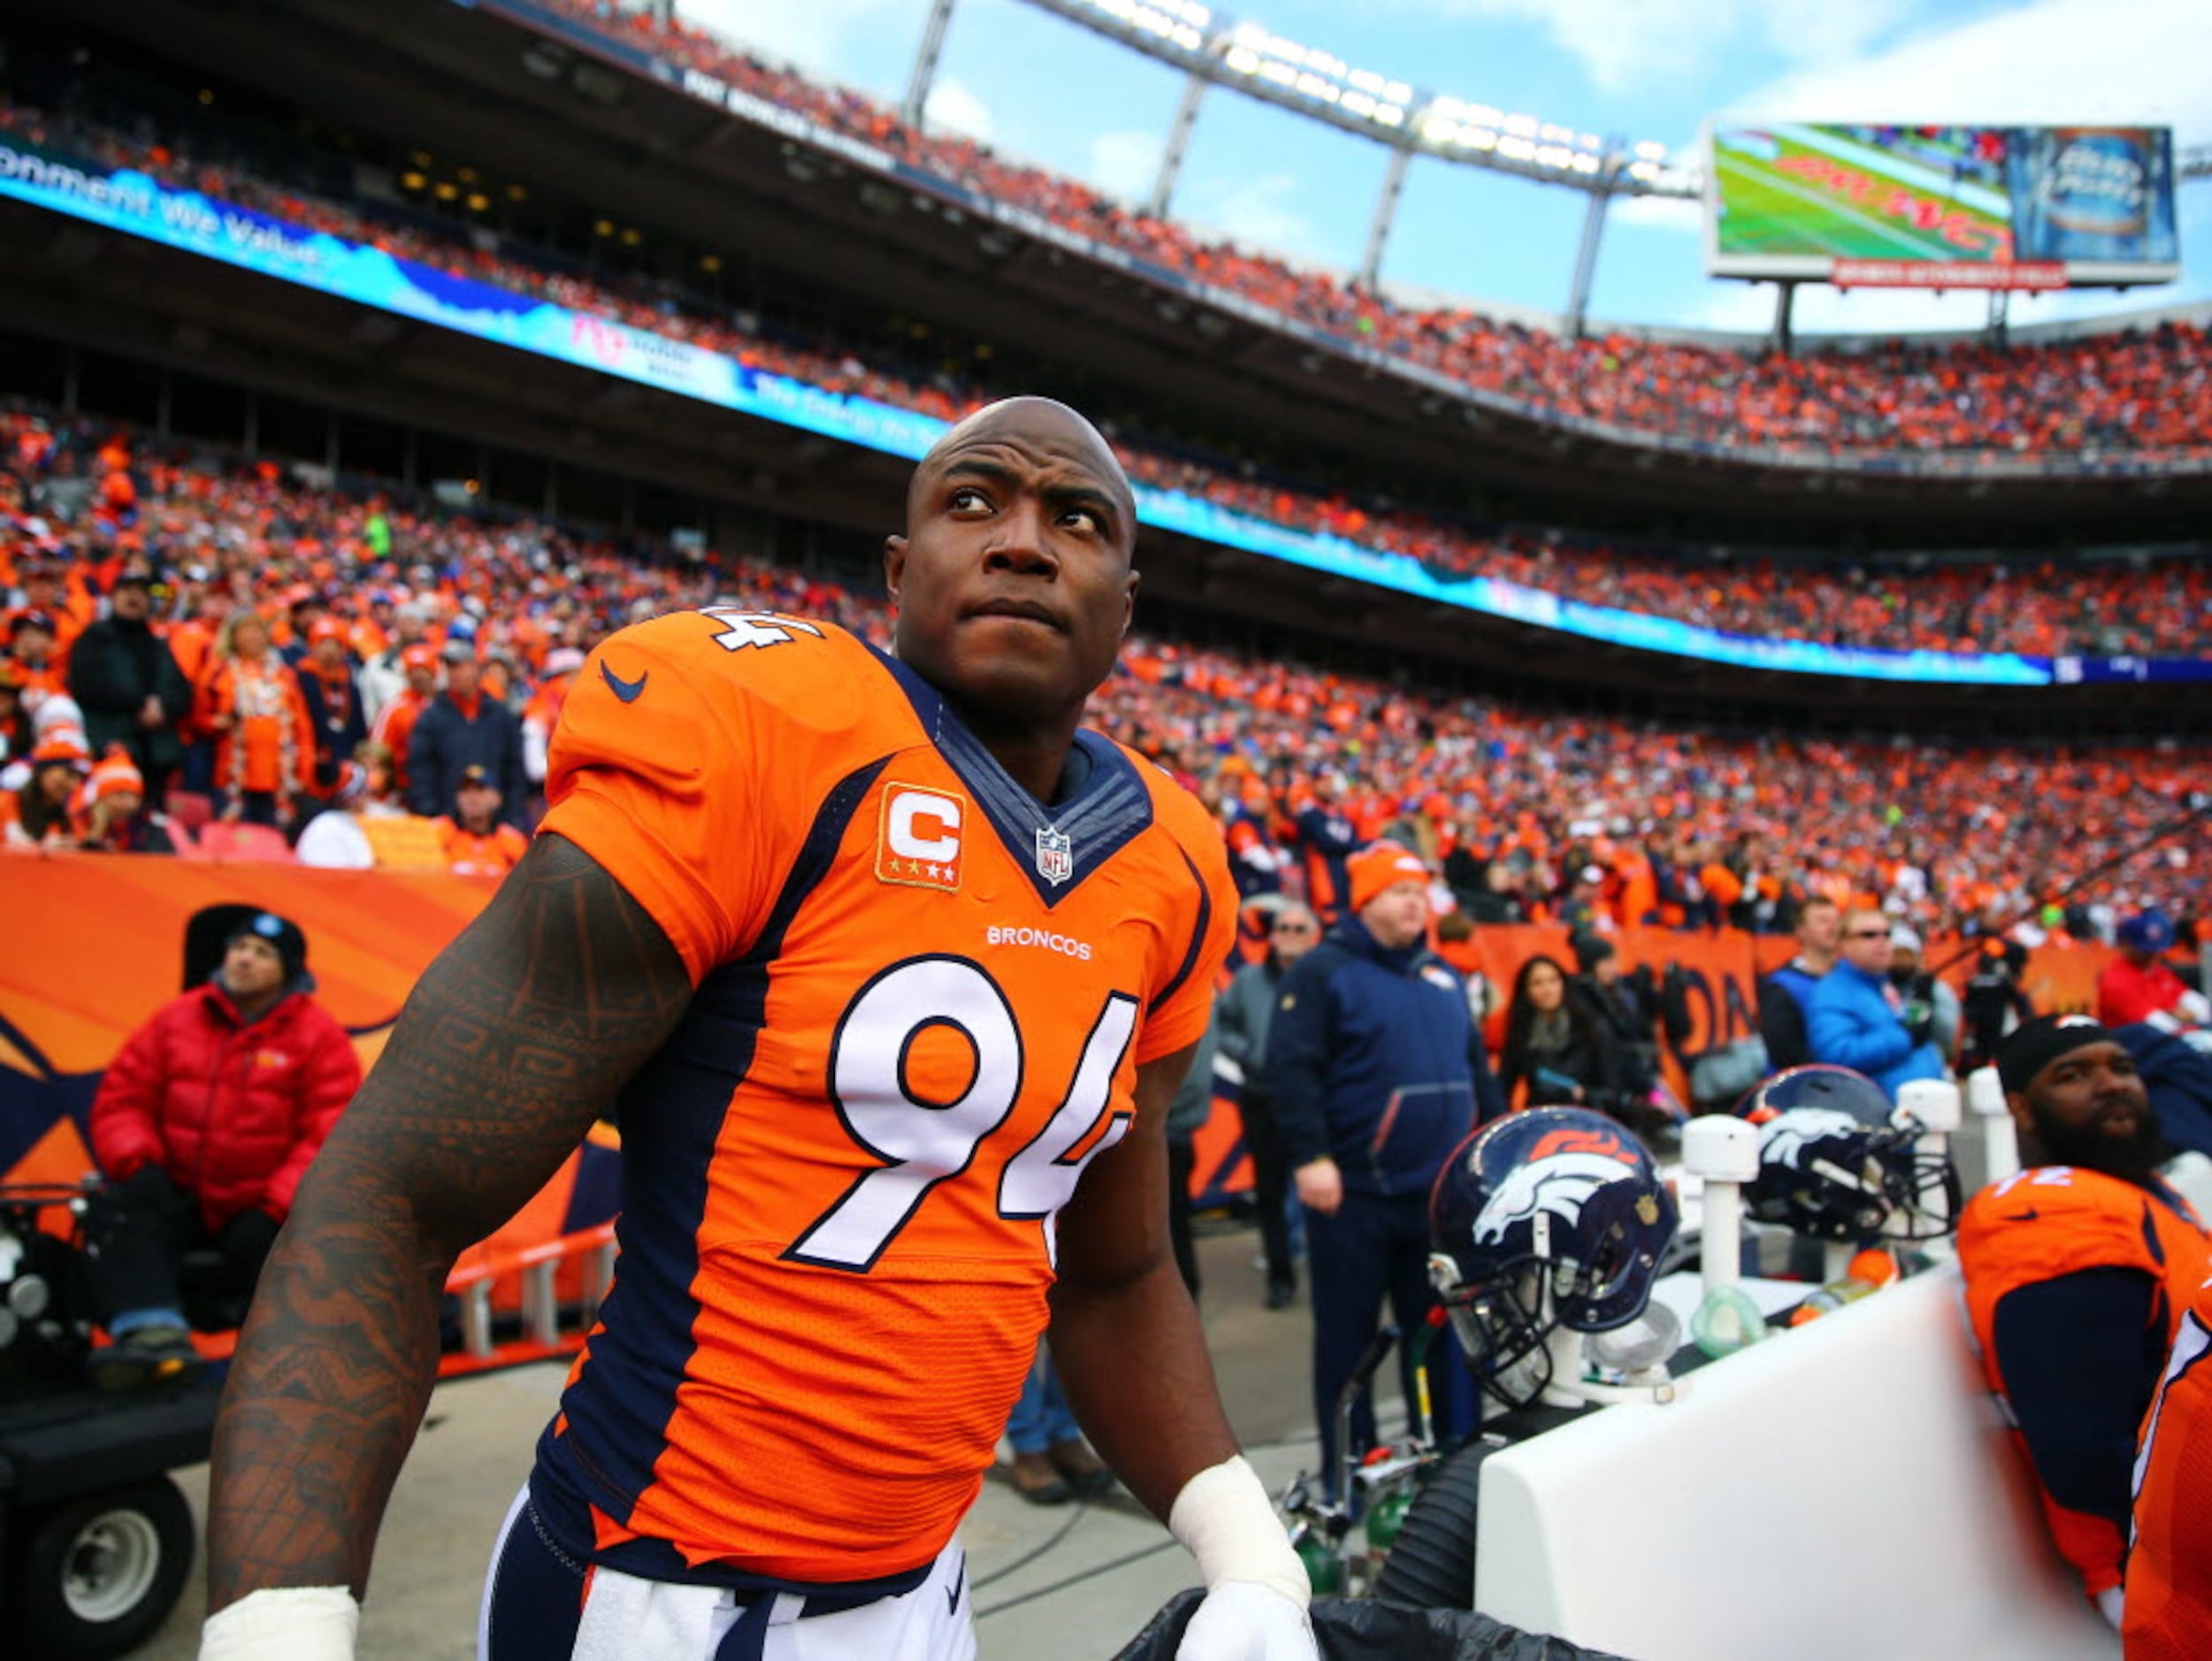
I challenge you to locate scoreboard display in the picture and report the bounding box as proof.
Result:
[1704,122,2179,290]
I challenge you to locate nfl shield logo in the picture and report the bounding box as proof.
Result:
[1035,824,1074,886]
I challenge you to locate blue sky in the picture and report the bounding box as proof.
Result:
[678,0,2212,337]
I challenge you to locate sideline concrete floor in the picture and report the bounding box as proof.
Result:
[136,1223,1331,1661]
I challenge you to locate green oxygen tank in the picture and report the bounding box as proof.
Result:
[1364,1485,1414,1562]
[1293,1527,1344,1596]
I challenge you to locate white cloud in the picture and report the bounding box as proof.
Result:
[1609,193,1704,233]
[1088,130,1163,205]
[1183,174,1327,261]
[673,0,908,80]
[1395,0,1915,95]
[1728,0,2212,137]
[924,79,996,141]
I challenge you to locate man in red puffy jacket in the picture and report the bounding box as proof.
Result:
[85,910,360,1389]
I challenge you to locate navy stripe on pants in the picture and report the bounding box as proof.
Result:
[483,1490,586,1659]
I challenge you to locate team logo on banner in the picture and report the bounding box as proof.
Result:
[1035,825,1074,886]
[877,785,966,892]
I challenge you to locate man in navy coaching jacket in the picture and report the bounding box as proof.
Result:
[1266,841,1504,1489]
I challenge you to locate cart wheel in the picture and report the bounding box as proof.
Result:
[11,1476,195,1660]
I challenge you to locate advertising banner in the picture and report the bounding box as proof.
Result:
[0,856,2121,1212]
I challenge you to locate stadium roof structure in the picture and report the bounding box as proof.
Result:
[890,0,2212,331]
[901,0,1694,319]
[1006,0,1691,197]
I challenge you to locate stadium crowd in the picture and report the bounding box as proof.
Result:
[545,0,2212,463]
[4,95,2209,662]
[3,404,2203,948]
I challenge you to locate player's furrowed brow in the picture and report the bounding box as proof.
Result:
[938,456,1019,495]
[1050,483,1123,532]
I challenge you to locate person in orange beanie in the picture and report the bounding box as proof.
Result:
[75,743,180,854]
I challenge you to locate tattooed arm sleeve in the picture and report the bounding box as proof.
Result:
[203,833,693,1609]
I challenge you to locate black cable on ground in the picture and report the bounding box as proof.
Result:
[973,1536,1183,1620]
[969,1498,1093,1594]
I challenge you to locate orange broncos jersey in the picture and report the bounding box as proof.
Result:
[532,609,1236,1588]
[1959,1166,2208,1599]
[2128,1253,2212,1661]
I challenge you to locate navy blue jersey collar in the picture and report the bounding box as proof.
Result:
[869,643,1154,907]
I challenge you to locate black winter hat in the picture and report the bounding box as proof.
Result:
[1996,1013,2113,1097]
[229,910,309,985]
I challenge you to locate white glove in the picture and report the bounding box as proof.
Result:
[199,1586,358,1660]
[1168,1457,1316,1661]
[1176,1580,1317,1660]
[2178,989,2211,1026]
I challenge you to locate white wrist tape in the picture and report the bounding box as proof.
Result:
[1167,1455,1309,1610]
[200,1585,358,1660]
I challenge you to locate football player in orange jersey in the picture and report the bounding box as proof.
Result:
[1958,1015,2209,1628]
[2126,1251,2212,1660]
[201,399,1316,1661]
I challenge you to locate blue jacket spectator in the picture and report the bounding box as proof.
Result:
[1807,909,1944,1099]
[407,644,526,826]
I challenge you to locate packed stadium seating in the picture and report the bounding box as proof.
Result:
[540,0,2212,466]
[4,93,2208,661]
[5,405,2204,931]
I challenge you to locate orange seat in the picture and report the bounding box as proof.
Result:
[192,822,297,863]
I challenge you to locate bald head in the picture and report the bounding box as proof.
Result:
[884,394,1140,766]
[907,397,1136,549]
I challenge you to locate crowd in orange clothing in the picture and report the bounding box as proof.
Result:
[0,407,794,869]
[4,95,2208,662]
[545,0,2212,464]
[3,406,2204,937]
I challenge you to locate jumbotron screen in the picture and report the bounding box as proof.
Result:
[1703,122,2179,290]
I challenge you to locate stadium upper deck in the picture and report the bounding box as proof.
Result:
[2,86,2205,668]
[53,0,2212,546]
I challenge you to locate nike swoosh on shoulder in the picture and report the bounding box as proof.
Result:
[945,1558,965,1615]
[2002,1208,2040,1223]
[601,661,647,703]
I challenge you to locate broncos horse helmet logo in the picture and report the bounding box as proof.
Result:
[1472,1151,1636,1247]
[1759,1108,1866,1171]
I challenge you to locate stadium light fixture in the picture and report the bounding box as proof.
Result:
[1024,0,1696,193]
